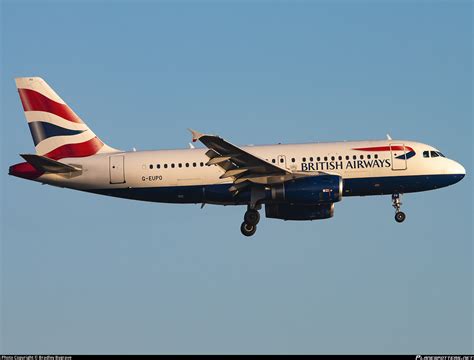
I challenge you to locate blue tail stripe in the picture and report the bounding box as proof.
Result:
[28,121,85,145]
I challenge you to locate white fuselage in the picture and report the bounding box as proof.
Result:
[30,139,465,205]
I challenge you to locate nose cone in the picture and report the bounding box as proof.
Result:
[452,160,466,175]
[449,160,466,184]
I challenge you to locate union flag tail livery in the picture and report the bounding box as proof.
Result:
[9,77,466,236]
[15,77,117,159]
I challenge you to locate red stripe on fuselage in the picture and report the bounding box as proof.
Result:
[18,88,83,124]
[353,146,414,152]
[43,136,104,160]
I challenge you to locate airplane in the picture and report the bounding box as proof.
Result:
[9,77,466,236]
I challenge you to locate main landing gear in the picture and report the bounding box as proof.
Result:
[392,193,406,223]
[240,187,265,237]
[241,207,260,237]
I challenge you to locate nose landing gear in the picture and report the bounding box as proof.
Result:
[392,193,406,223]
[241,207,260,236]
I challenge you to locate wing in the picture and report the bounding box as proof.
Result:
[189,129,296,193]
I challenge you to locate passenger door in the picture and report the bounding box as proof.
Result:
[109,155,125,184]
[390,144,407,171]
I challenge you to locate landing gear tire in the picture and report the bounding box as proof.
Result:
[395,211,406,223]
[392,193,406,223]
[241,222,257,237]
[244,209,260,226]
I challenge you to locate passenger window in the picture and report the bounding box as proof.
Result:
[193,162,197,167]
[431,151,439,158]
[310,157,313,162]
[367,155,371,159]
[353,155,357,160]
[164,164,168,169]
[157,164,160,169]
[360,155,364,159]
[149,164,153,169]
[178,163,182,168]
[291,158,295,163]
[374,154,378,159]
[324,157,328,161]
[423,151,430,158]
[317,157,321,162]
[171,164,175,168]
[345,155,349,160]
[272,159,276,163]
[200,162,204,167]
[185,163,189,167]
[280,158,284,163]
[338,156,342,161]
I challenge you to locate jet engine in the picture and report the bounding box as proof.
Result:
[268,174,343,204]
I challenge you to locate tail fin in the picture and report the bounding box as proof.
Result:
[15,77,118,160]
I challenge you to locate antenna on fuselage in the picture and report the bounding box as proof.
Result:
[189,142,195,149]
[386,134,392,140]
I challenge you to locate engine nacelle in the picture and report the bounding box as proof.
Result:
[265,203,335,221]
[268,175,343,204]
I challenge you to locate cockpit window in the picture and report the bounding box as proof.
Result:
[424,150,446,159]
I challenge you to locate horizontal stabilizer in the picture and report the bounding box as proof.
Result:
[20,154,81,173]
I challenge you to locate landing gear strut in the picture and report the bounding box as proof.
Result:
[241,206,261,237]
[240,187,265,237]
[392,193,406,223]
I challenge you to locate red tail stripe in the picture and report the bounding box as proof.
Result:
[353,146,414,152]
[43,137,104,160]
[18,88,83,124]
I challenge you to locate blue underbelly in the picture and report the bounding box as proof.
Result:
[87,183,248,204]
[85,174,464,204]
[343,173,464,196]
